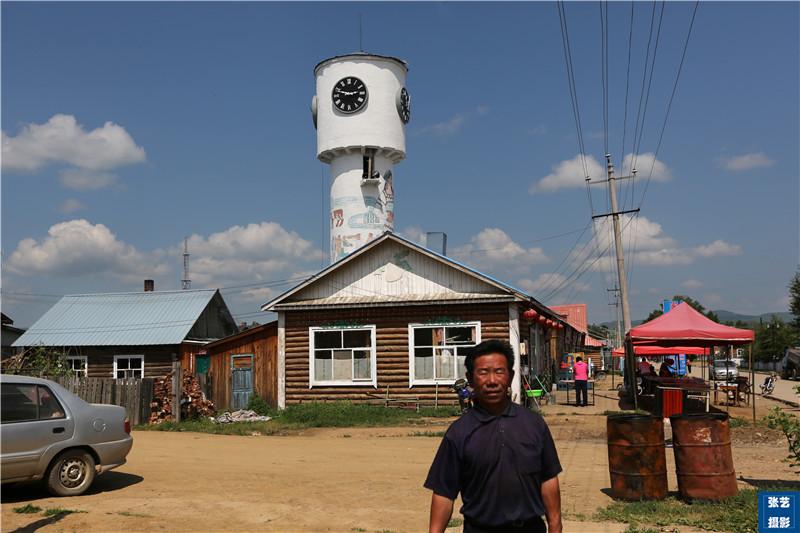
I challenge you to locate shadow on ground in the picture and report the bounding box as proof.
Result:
[6,512,69,533]
[739,476,800,490]
[2,472,143,503]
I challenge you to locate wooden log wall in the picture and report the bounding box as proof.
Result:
[207,324,278,410]
[284,302,510,406]
[78,346,175,379]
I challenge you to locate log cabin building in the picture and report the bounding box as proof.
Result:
[12,287,238,379]
[261,232,583,408]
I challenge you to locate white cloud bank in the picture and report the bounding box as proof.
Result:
[450,228,549,275]
[2,114,146,190]
[530,153,671,193]
[181,223,324,289]
[6,219,166,280]
[721,152,774,171]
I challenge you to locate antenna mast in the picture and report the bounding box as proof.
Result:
[181,237,191,290]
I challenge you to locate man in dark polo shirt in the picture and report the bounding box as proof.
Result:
[424,340,562,533]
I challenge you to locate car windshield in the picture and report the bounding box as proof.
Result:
[714,361,736,368]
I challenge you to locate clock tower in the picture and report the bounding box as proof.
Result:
[312,53,410,263]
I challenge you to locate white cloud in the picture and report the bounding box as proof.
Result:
[530,155,604,193]
[183,222,324,287]
[620,152,672,182]
[588,216,742,272]
[693,240,742,257]
[58,168,119,190]
[6,219,166,279]
[517,273,589,296]
[397,226,427,246]
[58,198,86,214]
[530,153,670,193]
[721,152,774,171]
[418,106,488,136]
[681,279,704,290]
[450,228,549,275]
[2,114,146,173]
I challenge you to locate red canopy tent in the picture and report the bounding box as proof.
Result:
[612,345,708,356]
[622,302,756,420]
[628,302,754,346]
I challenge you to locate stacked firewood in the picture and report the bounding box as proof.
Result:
[149,373,175,424]
[181,373,215,420]
[149,371,215,423]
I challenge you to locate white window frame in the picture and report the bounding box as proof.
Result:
[113,355,145,379]
[408,321,481,387]
[65,355,88,377]
[308,326,377,388]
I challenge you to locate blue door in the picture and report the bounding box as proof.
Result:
[231,355,253,410]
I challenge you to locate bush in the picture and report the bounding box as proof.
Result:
[765,406,800,472]
[246,395,275,417]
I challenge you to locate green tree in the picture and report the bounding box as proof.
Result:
[643,295,719,323]
[754,315,797,361]
[790,268,800,333]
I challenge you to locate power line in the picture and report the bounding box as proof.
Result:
[619,1,635,209]
[632,0,666,174]
[638,0,700,210]
[557,0,594,216]
[447,226,587,257]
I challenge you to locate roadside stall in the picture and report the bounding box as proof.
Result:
[626,302,755,422]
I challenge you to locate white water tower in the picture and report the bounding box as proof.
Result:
[312,53,410,263]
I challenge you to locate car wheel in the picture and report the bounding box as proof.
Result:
[46,450,96,497]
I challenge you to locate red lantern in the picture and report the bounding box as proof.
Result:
[538,315,547,324]
[522,308,538,320]
[558,323,565,329]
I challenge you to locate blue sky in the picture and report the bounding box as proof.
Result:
[2,2,798,328]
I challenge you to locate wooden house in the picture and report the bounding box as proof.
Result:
[262,233,583,408]
[194,322,278,410]
[12,287,238,378]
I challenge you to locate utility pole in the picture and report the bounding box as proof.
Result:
[591,155,639,407]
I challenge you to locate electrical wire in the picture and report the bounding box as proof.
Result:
[637,0,700,210]
[557,0,594,216]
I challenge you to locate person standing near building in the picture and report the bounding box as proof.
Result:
[424,340,562,533]
[573,356,589,407]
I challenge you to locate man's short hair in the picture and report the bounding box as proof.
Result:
[576,356,583,362]
[465,340,514,374]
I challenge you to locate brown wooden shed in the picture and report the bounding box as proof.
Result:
[197,322,278,410]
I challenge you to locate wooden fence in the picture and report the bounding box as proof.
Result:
[54,377,155,426]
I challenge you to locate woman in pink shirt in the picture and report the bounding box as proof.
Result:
[573,356,589,407]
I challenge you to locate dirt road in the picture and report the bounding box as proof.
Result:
[1,398,794,532]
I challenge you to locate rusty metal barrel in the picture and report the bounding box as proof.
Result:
[670,413,738,500]
[607,414,668,500]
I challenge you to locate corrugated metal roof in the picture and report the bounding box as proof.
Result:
[550,304,589,333]
[13,290,219,347]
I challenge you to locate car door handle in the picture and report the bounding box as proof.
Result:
[52,427,65,434]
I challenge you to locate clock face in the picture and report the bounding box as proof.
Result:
[397,87,411,124]
[332,77,367,114]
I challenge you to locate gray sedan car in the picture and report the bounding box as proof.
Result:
[1,374,133,496]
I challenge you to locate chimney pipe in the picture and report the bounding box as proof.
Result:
[144,279,154,292]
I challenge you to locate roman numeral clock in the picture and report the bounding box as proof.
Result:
[312,53,410,263]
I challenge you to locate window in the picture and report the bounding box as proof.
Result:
[1,384,65,423]
[114,355,144,379]
[66,356,87,377]
[309,327,376,386]
[409,323,480,385]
